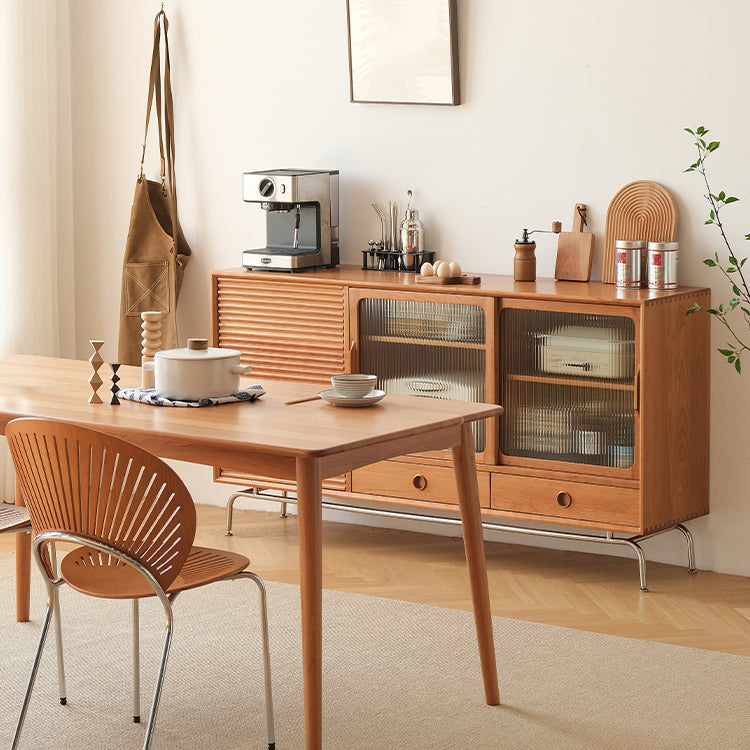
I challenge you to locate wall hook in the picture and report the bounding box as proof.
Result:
[577,204,588,228]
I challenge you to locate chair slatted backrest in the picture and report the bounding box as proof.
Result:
[6,418,196,591]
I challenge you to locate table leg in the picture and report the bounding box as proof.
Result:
[296,457,323,750]
[16,475,31,622]
[452,421,500,705]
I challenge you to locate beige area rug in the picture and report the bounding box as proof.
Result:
[1,553,748,750]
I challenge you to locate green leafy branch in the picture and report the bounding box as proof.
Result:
[685,126,750,373]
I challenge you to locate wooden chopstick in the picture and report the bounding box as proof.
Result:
[284,395,322,406]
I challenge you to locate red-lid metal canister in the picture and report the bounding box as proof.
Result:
[647,241,679,290]
[615,240,645,288]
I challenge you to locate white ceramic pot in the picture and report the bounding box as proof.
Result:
[153,338,252,400]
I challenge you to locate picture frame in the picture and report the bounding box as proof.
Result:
[346,0,460,106]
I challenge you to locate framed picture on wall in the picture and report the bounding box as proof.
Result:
[346,0,460,106]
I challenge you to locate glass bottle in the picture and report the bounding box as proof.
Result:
[400,209,424,270]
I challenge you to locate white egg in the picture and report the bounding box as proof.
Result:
[420,261,434,276]
[449,261,462,277]
[437,262,452,278]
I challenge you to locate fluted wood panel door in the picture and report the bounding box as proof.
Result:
[212,274,346,384]
[211,271,348,492]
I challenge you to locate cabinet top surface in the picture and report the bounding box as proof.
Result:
[214,266,709,306]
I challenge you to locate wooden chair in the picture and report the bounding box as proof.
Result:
[6,418,275,750]
[0,502,31,537]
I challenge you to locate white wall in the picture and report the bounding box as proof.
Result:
[67,1,750,576]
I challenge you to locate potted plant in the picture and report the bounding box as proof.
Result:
[685,125,750,373]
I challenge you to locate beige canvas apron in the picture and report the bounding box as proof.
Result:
[118,10,191,366]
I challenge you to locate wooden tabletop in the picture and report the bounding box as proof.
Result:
[0,355,502,478]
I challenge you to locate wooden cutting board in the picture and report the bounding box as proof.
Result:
[555,204,595,281]
[415,274,481,285]
[602,180,678,283]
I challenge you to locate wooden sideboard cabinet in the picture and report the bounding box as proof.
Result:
[211,266,710,588]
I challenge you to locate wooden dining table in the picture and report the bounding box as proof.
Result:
[1,354,502,749]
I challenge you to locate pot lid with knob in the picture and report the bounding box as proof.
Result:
[154,338,243,362]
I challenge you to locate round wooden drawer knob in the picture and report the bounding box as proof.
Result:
[412,474,428,491]
[556,491,572,508]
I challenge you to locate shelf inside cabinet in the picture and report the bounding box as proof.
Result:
[363,334,486,350]
[506,373,635,392]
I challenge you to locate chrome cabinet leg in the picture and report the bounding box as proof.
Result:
[225,487,290,536]
[225,491,242,536]
[606,533,649,591]
[225,487,261,536]
[676,524,698,573]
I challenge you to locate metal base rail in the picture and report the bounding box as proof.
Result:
[224,487,697,592]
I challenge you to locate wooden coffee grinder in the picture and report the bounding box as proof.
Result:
[514,221,562,281]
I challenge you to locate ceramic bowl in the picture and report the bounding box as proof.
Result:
[330,373,378,399]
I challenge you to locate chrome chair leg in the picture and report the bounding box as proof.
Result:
[52,587,67,704]
[141,602,174,750]
[235,572,276,750]
[133,599,141,723]
[49,543,67,705]
[12,595,55,749]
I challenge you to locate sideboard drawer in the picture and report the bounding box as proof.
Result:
[491,473,640,527]
[214,467,347,494]
[352,460,491,508]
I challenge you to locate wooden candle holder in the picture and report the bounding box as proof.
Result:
[109,363,121,405]
[88,340,104,404]
[141,311,166,389]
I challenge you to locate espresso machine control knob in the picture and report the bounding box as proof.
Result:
[258,178,275,198]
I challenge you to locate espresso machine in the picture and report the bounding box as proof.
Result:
[241,168,339,271]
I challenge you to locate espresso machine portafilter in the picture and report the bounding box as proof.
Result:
[241,169,339,272]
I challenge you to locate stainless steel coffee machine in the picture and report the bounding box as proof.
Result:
[241,169,339,272]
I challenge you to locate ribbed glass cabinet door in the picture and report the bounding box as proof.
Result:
[500,307,636,470]
[357,297,488,453]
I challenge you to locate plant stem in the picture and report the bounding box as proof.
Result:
[696,148,750,304]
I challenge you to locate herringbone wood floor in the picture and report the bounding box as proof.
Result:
[5,503,750,655]
[199,504,750,656]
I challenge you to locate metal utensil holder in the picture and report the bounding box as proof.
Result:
[362,242,435,273]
